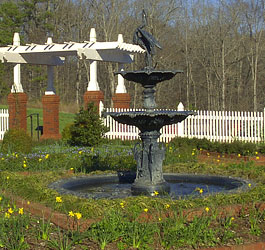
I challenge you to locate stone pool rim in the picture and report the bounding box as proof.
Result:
[49,173,254,200]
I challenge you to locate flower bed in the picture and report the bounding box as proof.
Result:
[0,141,264,249]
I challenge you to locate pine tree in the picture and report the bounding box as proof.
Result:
[68,103,109,147]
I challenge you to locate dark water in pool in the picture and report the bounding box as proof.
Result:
[71,181,229,199]
[50,173,250,200]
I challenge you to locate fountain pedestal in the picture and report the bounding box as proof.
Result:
[132,131,169,195]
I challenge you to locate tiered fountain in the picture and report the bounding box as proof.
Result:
[104,10,195,195]
[50,11,252,199]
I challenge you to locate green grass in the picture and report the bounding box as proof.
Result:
[0,143,263,217]
[27,107,75,138]
[0,140,264,249]
[0,105,75,139]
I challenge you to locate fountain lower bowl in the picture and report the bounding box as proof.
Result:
[49,173,252,200]
[103,110,196,132]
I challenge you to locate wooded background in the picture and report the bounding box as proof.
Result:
[0,0,265,112]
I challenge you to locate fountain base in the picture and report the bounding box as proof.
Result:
[49,173,253,200]
[131,181,170,196]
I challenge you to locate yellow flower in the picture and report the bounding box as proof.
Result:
[192,152,195,156]
[70,167,74,171]
[248,183,252,188]
[205,207,210,212]
[56,197,62,203]
[91,147,94,153]
[144,208,148,212]
[45,154,49,159]
[68,211,75,217]
[78,151,82,155]
[23,163,27,168]
[15,154,18,158]
[238,154,241,157]
[75,212,82,220]
[120,202,124,208]
[0,197,2,202]
[165,204,170,209]
[217,159,220,162]
[199,188,203,194]
[27,201,30,205]
[154,191,159,196]
[231,217,234,221]
[19,208,24,215]
[39,158,42,162]
[5,212,10,218]
[6,176,9,180]
[8,208,14,214]
[256,156,260,160]
[158,217,162,221]
[255,151,258,155]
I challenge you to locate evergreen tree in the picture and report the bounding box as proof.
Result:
[0,1,23,45]
[68,103,109,147]
[0,1,24,100]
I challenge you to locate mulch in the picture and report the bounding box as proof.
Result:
[198,150,265,165]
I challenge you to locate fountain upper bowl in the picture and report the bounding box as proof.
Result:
[115,69,183,87]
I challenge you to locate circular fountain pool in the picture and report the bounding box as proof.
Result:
[49,173,252,200]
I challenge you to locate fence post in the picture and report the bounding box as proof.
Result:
[99,101,104,117]
[177,102,184,137]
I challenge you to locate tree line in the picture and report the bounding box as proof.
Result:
[0,0,265,112]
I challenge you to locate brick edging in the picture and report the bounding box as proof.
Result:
[3,191,96,231]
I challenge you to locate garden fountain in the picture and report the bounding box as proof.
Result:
[104,10,195,195]
[50,10,252,199]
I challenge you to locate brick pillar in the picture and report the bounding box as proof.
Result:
[7,92,28,131]
[41,95,61,140]
[83,90,104,110]
[112,93,131,109]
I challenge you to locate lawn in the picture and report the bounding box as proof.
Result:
[0,105,75,140]
[0,138,264,250]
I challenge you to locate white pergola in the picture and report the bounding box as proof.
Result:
[0,28,145,95]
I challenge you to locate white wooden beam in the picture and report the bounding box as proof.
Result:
[0,38,144,65]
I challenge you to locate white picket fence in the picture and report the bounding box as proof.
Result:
[102,103,265,143]
[0,109,9,140]
[0,105,264,143]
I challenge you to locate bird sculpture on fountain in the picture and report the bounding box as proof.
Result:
[133,10,162,69]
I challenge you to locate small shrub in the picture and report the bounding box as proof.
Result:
[1,128,32,154]
[67,103,109,147]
